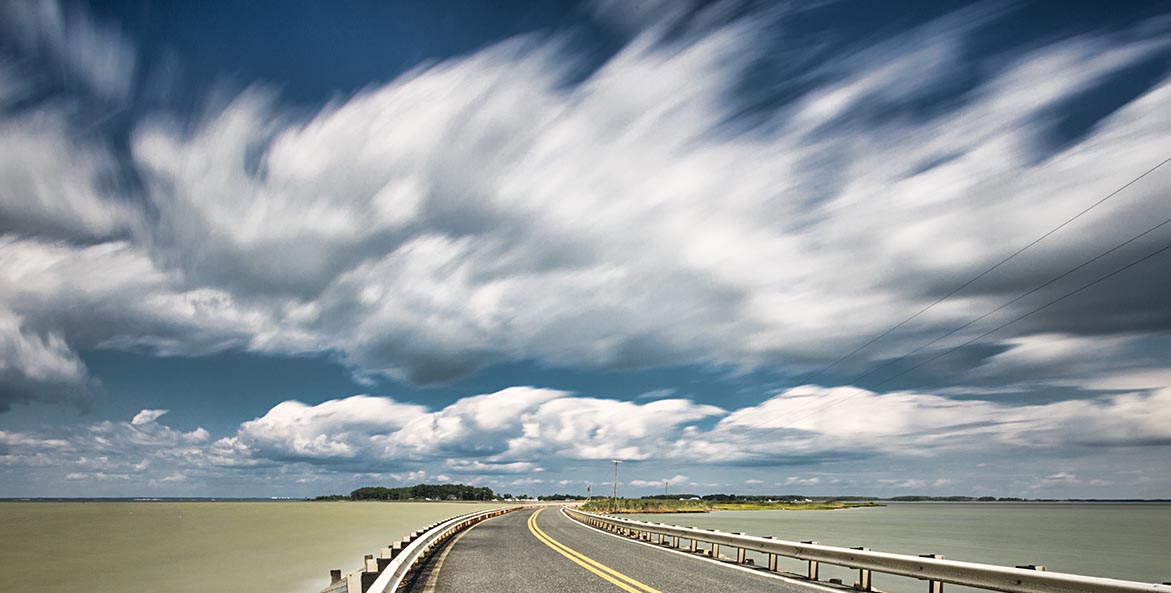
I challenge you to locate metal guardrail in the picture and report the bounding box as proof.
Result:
[564,507,1171,593]
[322,506,519,593]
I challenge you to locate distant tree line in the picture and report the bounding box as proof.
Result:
[342,483,495,501]
[642,494,814,502]
[641,494,1036,502]
[317,487,1057,503]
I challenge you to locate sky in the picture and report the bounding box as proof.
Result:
[0,0,1169,499]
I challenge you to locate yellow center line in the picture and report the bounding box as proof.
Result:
[527,508,666,593]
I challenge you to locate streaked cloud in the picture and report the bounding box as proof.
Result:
[1,3,1169,403]
[0,0,136,101]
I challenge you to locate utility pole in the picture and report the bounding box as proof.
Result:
[665,480,669,497]
[586,484,592,501]
[611,460,622,511]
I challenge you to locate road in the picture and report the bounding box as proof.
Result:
[410,507,825,593]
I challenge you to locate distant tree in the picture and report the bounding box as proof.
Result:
[348,483,495,501]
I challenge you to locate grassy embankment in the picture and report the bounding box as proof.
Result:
[578,499,880,513]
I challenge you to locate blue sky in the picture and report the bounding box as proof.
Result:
[1,0,1170,499]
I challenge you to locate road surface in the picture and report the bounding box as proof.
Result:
[410,507,825,593]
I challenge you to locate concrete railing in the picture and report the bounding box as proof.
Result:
[322,506,519,593]
[565,507,1170,593]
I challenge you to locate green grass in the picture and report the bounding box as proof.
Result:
[578,499,882,513]
[578,499,712,513]
[711,501,881,511]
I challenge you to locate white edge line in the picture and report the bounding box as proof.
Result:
[558,507,847,593]
[420,516,489,593]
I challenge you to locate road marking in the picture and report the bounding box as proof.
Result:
[420,518,487,593]
[558,508,846,593]
[527,508,666,593]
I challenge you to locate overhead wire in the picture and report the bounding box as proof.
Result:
[781,231,1171,427]
[795,155,1171,385]
[768,155,1171,426]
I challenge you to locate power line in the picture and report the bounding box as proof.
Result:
[805,214,1171,400]
[782,234,1171,426]
[797,154,1171,384]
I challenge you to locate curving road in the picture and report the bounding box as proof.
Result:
[411,507,825,593]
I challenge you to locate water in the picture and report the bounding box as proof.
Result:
[0,501,499,593]
[631,502,1171,592]
[3,501,1166,593]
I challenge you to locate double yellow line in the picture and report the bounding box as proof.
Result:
[527,508,665,593]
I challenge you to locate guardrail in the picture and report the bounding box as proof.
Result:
[564,507,1170,593]
[322,506,519,593]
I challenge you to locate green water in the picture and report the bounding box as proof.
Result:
[0,501,499,593]
[632,502,1171,592]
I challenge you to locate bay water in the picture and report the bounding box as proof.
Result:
[2,500,1166,593]
[632,502,1170,592]
[0,501,499,593]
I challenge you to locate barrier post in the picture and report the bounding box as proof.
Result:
[853,547,872,591]
[921,554,944,593]
[803,541,820,581]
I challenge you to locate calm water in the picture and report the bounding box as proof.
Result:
[632,502,1171,592]
[3,501,1166,593]
[0,501,499,593]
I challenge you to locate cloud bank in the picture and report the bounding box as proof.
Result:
[4,382,1169,497]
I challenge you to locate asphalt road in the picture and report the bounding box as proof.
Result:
[413,507,826,593]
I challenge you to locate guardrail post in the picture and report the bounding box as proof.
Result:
[345,571,363,593]
[732,533,746,564]
[672,535,680,549]
[853,547,872,591]
[803,541,819,581]
[921,554,943,593]
[763,536,778,572]
[358,569,379,593]
[712,542,721,559]
[689,538,698,553]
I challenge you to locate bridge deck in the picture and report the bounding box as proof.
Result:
[413,507,824,593]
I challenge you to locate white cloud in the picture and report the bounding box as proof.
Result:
[696,384,1171,462]
[0,0,137,101]
[782,476,821,486]
[68,382,1167,483]
[237,395,428,460]
[0,237,270,409]
[131,409,169,426]
[0,308,89,411]
[0,112,137,241]
[443,460,541,474]
[630,474,690,488]
[4,381,1170,496]
[116,11,1171,390]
